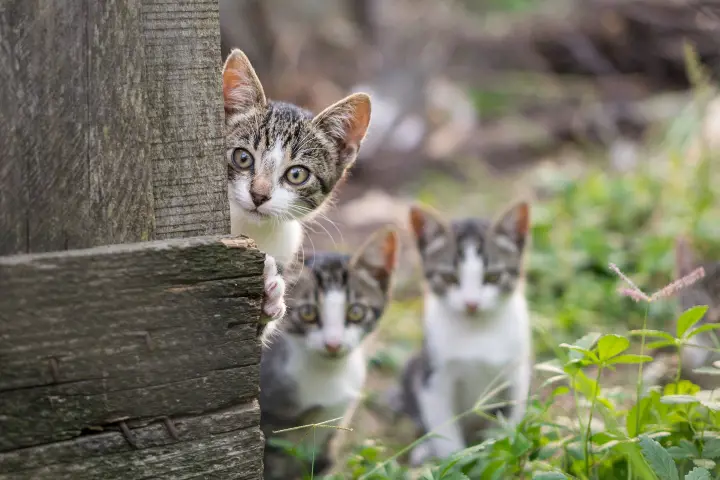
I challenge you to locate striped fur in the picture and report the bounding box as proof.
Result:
[221,49,371,332]
[259,229,398,479]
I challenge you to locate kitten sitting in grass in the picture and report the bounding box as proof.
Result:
[642,237,720,392]
[398,201,533,465]
[222,49,371,336]
[259,228,399,480]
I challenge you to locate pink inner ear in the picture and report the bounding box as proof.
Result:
[409,207,426,239]
[382,232,398,272]
[346,97,371,146]
[514,203,530,236]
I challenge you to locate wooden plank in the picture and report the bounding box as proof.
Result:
[86,0,154,246]
[0,402,263,479]
[142,0,229,239]
[0,0,153,256]
[0,235,264,452]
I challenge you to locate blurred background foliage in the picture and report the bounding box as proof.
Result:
[220,0,720,477]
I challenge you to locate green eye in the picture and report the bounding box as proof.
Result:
[231,148,254,169]
[284,166,310,185]
[347,304,367,322]
[298,305,317,323]
[484,271,501,283]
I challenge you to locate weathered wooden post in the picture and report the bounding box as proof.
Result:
[0,1,264,478]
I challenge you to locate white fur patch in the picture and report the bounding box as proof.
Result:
[416,289,532,459]
[304,289,365,354]
[229,190,303,265]
[267,138,284,170]
[444,243,500,313]
[282,334,368,445]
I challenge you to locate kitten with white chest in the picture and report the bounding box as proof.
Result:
[399,201,533,465]
[222,49,371,333]
[259,228,399,480]
[642,237,720,391]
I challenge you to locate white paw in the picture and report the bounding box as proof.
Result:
[262,255,286,321]
[409,442,434,467]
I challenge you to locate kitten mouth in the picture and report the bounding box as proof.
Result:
[320,349,347,359]
[245,208,270,220]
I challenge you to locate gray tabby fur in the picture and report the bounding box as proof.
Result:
[397,201,533,463]
[260,228,398,479]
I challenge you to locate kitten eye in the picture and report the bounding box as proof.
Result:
[231,148,254,170]
[484,271,501,283]
[298,305,317,323]
[346,304,367,323]
[442,273,458,285]
[284,166,310,185]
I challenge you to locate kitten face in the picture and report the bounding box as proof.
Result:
[675,237,720,325]
[410,202,530,315]
[282,229,398,357]
[222,49,371,223]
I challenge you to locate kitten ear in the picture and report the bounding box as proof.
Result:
[222,49,266,112]
[350,228,399,294]
[674,235,696,278]
[312,93,372,169]
[493,200,531,252]
[409,204,453,258]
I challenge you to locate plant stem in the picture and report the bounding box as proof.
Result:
[585,365,603,479]
[634,305,650,436]
[675,344,683,386]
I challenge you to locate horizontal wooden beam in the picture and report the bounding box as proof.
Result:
[0,402,262,479]
[0,235,264,469]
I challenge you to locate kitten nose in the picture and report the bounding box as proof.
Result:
[250,191,269,207]
[465,302,479,314]
[324,341,342,354]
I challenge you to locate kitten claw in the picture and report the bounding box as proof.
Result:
[262,256,286,321]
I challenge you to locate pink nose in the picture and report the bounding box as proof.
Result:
[465,302,478,314]
[325,342,342,354]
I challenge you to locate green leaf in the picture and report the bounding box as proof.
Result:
[540,374,568,389]
[567,332,601,361]
[677,306,709,338]
[638,435,679,480]
[534,361,566,375]
[574,331,602,350]
[646,340,677,350]
[684,467,711,480]
[660,395,699,405]
[440,472,470,480]
[559,344,598,362]
[532,474,568,480]
[606,354,653,365]
[597,334,630,361]
[685,323,720,339]
[701,438,720,459]
[629,329,676,341]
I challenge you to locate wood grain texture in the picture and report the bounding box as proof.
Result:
[0,0,153,256]
[142,0,229,239]
[0,402,263,479]
[0,235,263,458]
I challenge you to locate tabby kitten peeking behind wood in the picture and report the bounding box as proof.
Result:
[398,201,533,465]
[642,236,720,392]
[259,228,399,480]
[222,49,371,333]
